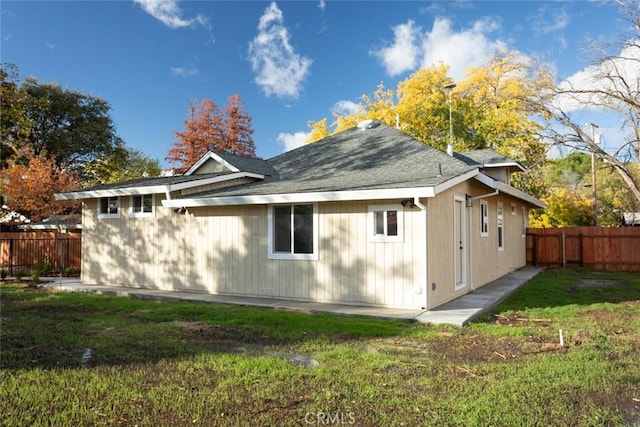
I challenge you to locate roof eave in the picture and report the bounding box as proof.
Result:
[54,172,265,201]
[162,187,437,208]
[495,181,546,208]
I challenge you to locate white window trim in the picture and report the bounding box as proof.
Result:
[129,194,156,218]
[368,204,404,243]
[98,196,120,219]
[497,201,504,252]
[267,203,318,261]
[480,200,489,237]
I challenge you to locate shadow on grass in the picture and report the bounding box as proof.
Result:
[0,284,419,371]
[487,268,640,314]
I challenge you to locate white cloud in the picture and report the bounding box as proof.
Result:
[373,21,421,77]
[556,43,640,112]
[421,17,507,81]
[248,2,312,99]
[170,65,199,77]
[332,100,360,116]
[373,17,507,81]
[278,131,309,152]
[318,0,326,12]
[134,0,208,29]
[531,6,569,35]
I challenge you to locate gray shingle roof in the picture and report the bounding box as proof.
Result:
[187,122,477,198]
[77,172,234,192]
[456,149,521,168]
[214,152,278,177]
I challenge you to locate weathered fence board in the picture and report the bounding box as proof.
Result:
[0,232,81,275]
[527,227,640,271]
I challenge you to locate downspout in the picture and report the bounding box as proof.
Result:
[164,185,172,201]
[468,200,474,291]
[413,197,428,309]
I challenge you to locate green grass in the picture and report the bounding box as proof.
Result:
[1,268,640,426]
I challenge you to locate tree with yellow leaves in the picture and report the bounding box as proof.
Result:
[311,52,549,171]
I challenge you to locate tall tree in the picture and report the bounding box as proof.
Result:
[83,138,162,185]
[166,95,256,174]
[0,64,32,168]
[1,150,80,221]
[19,77,118,170]
[166,99,222,174]
[533,0,640,204]
[222,94,256,157]
[311,53,549,180]
[306,118,330,143]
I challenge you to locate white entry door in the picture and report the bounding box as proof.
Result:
[454,196,467,290]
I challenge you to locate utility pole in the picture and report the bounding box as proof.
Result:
[590,123,599,227]
[444,83,456,156]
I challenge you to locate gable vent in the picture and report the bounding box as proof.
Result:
[357,119,380,130]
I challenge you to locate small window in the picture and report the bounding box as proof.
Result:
[369,205,403,243]
[99,196,120,218]
[497,202,504,251]
[480,200,489,237]
[268,204,318,260]
[130,194,154,217]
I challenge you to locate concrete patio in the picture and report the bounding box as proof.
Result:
[43,266,544,326]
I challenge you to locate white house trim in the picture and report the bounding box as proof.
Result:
[432,169,480,196]
[162,187,436,208]
[480,162,525,172]
[495,182,546,208]
[184,152,241,175]
[54,172,265,201]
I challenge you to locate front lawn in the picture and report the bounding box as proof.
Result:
[1,268,639,426]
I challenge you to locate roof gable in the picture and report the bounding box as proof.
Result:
[185,151,276,177]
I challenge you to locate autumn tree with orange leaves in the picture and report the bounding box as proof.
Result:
[1,150,80,222]
[166,95,256,174]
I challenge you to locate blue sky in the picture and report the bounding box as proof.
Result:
[0,0,628,168]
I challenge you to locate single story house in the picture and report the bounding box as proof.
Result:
[56,120,544,310]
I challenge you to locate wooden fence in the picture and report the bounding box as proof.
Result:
[526,227,640,271]
[0,232,82,275]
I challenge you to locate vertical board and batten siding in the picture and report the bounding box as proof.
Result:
[426,181,530,309]
[81,197,427,309]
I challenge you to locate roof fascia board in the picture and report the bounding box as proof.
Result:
[472,172,497,189]
[184,151,240,176]
[54,172,264,201]
[495,181,546,208]
[169,172,264,191]
[432,169,479,196]
[481,162,525,172]
[162,187,436,208]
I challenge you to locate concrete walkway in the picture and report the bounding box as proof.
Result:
[43,266,544,326]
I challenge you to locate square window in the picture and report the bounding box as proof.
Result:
[99,196,120,218]
[369,205,403,243]
[131,194,154,217]
[268,204,317,260]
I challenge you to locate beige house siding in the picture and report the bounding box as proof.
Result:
[425,181,528,309]
[81,197,427,309]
